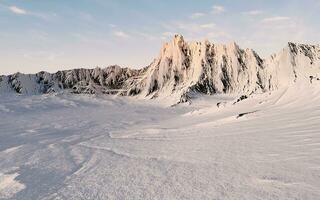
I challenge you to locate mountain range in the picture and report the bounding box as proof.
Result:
[1,35,319,104]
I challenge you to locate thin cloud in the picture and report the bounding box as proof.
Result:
[6,5,54,20]
[206,30,231,40]
[9,6,27,15]
[190,12,205,19]
[113,31,130,39]
[212,5,225,14]
[200,23,216,29]
[242,10,264,16]
[23,51,63,61]
[135,31,157,41]
[261,16,291,23]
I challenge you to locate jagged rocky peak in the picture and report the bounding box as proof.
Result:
[132,35,267,103]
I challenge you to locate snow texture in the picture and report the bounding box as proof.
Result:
[0,80,320,199]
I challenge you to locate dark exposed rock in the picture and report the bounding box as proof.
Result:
[237,110,258,118]
[234,95,248,104]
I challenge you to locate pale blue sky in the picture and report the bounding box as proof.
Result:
[0,0,319,74]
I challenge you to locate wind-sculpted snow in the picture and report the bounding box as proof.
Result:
[1,35,320,104]
[0,81,320,199]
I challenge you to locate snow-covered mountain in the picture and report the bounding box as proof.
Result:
[1,35,320,103]
[262,42,320,90]
[128,35,266,102]
[128,35,320,103]
[0,65,141,95]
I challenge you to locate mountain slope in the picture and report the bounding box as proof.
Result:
[261,42,320,90]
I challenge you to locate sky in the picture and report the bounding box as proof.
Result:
[0,0,320,75]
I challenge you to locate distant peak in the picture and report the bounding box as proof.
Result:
[174,34,184,39]
[172,34,185,44]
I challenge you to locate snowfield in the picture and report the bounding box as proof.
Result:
[1,81,320,200]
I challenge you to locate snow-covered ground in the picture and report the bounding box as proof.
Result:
[0,81,320,200]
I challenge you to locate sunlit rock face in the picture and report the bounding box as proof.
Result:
[134,35,265,98]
